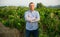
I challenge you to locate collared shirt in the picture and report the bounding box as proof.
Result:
[24,10,40,30]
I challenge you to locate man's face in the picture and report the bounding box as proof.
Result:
[29,4,35,11]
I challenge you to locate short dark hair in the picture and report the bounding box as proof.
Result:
[29,2,34,6]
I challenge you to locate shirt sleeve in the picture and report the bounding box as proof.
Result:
[32,11,40,22]
[24,12,32,22]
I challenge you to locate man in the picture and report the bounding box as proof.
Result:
[24,2,40,37]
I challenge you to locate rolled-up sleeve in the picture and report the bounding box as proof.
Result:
[33,11,40,22]
[36,11,40,21]
[24,12,31,22]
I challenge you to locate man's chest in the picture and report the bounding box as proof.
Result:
[28,12,37,18]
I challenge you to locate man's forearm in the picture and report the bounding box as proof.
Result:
[26,17,36,22]
[31,18,40,22]
[28,17,40,22]
[26,16,40,22]
[34,18,40,22]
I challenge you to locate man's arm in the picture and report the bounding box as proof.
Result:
[24,12,35,22]
[31,12,40,22]
[24,11,40,22]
